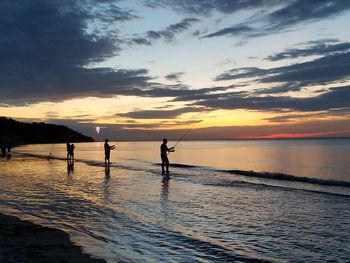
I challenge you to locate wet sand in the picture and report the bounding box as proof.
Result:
[0,213,105,263]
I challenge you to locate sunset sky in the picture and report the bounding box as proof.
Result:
[1,0,350,140]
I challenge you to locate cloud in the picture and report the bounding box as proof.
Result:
[202,1,350,39]
[165,72,184,82]
[130,18,199,45]
[216,46,350,93]
[47,117,350,140]
[203,25,254,38]
[144,0,276,15]
[117,106,208,119]
[264,108,350,123]
[193,86,350,112]
[266,40,350,61]
[0,0,153,104]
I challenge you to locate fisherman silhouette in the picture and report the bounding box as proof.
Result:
[160,138,175,174]
[104,139,115,164]
[6,143,12,158]
[0,142,6,157]
[70,144,75,160]
[66,142,75,160]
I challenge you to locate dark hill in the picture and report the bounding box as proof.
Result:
[0,117,94,145]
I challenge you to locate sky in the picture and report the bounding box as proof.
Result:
[1,0,350,140]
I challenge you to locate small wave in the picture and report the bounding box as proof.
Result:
[223,169,350,188]
[154,163,350,188]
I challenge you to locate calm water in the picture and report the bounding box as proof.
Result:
[0,140,349,262]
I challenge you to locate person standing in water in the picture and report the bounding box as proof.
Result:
[160,138,175,174]
[70,144,75,160]
[66,142,75,160]
[104,139,115,165]
[66,142,71,160]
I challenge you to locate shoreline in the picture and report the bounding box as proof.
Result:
[0,213,105,263]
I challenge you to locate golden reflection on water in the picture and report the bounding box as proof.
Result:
[15,139,350,181]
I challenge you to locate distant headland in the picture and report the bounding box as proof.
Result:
[0,117,94,145]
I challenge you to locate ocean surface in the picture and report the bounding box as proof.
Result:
[0,139,349,262]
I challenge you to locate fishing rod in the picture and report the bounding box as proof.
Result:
[48,143,55,160]
[173,129,191,148]
[170,129,191,152]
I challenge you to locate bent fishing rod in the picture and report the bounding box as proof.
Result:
[173,129,191,148]
[48,143,55,160]
[167,129,191,155]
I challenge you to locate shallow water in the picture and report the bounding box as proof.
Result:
[0,140,349,262]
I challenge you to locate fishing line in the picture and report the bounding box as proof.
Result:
[167,129,191,156]
[48,143,55,160]
[173,129,191,149]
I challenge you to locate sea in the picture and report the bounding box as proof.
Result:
[0,139,349,262]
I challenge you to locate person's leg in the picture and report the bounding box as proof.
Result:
[165,157,169,174]
[161,156,166,173]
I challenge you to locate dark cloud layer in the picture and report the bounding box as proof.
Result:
[0,0,153,104]
[130,18,199,45]
[165,72,184,82]
[46,118,350,140]
[216,46,350,93]
[193,86,350,112]
[266,40,350,61]
[202,0,350,39]
[1,0,349,130]
[145,0,276,15]
[117,106,207,119]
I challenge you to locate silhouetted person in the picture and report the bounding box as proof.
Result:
[104,139,115,164]
[160,138,175,174]
[66,142,71,160]
[66,143,75,160]
[1,142,6,157]
[70,144,75,160]
[6,143,12,158]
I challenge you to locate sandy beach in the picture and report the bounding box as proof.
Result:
[0,213,105,263]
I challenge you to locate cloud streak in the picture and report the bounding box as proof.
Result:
[117,106,208,119]
[202,1,350,39]
[130,18,199,45]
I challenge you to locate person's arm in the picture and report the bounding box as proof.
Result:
[110,145,116,150]
[168,146,175,152]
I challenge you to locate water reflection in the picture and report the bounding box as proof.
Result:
[104,164,110,178]
[160,175,170,216]
[67,159,74,175]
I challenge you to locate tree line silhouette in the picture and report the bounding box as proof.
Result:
[0,117,94,146]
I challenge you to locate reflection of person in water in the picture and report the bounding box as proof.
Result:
[160,175,170,217]
[67,159,74,174]
[104,164,110,178]
[104,139,115,164]
[160,138,175,174]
